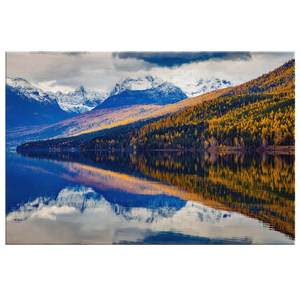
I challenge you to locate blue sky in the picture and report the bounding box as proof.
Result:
[6,51,294,93]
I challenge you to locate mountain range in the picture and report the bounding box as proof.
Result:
[107,75,234,100]
[7,75,232,148]
[6,75,232,117]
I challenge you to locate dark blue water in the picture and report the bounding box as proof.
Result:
[6,151,294,244]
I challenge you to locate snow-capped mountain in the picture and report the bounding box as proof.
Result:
[6,77,108,115]
[6,77,58,105]
[177,78,236,98]
[49,86,108,114]
[109,76,164,96]
[98,76,187,109]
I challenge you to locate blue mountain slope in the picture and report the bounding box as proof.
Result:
[6,85,70,129]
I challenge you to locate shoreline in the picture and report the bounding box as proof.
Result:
[207,146,295,155]
[16,145,295,155]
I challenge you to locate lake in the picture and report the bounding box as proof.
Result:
[6,150,295,245]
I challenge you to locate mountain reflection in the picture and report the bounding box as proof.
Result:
[10,152,298,243]
[8,185,252,244]
[7,186,189,223]
[7,186,104,222]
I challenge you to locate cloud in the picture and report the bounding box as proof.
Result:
[7,52,89,89]
[7,52,121,92]
[250,49,298,58]
[30,49,88,55]
[112,56,153,72]
[112,52,252,68]
[6,52,293,93]
[35,80,75,93]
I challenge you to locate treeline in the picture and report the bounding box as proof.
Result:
[17,137,85,150]
[16,122,147,151]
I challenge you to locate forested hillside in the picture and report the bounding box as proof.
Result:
[221,59,295,96]
[84,59,295,150]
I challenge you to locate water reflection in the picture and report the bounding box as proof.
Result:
[82,151,295,239]
[6,151,295,244]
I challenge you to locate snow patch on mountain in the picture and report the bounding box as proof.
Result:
[175,77,236,98]
[110,76,164,96]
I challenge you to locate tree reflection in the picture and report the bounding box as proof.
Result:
[84,151,295,239]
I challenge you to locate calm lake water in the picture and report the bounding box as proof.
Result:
[6,150,295,245]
